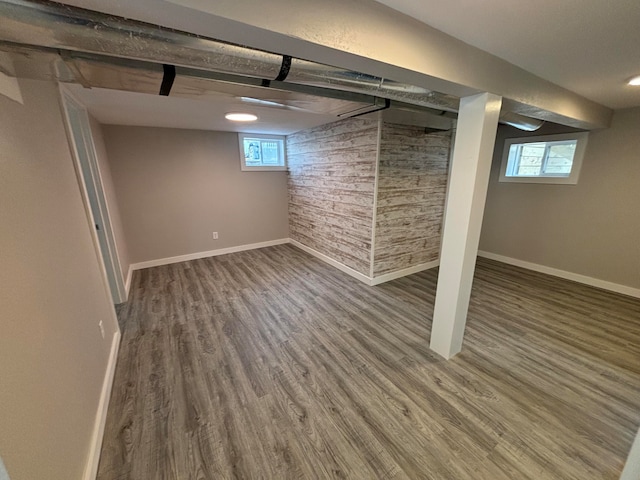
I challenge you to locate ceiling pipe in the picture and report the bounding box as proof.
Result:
[0,0,458,109]
[499,111,544,131]
[0,0,285,76]
[0,0,544,130]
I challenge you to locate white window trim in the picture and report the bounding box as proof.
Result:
[238,133,287,171]
[499,131,589,184]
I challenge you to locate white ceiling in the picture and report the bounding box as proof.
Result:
[375,0,640,109]
[60,0,640,133]
[67,84,342,135]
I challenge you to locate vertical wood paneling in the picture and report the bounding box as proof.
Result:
[287,118,379,275]
[374,124,451,276]
[288,119,451,281]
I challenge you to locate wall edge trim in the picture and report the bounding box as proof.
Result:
[369,115,383,278]
[124,265,133,299]
[83,330,121,480]
[290,239,438,286]
[477,250,640,299]
[131,239,290,270]
[371,260,440,285]
[289,239,373,285]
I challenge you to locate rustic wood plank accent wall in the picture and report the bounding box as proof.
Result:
[287,118,380,275]
[373,124,451,276]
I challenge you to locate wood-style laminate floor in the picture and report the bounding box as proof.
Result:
[98,244,640,480]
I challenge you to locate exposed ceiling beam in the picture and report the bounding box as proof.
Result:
[56,0,612,129]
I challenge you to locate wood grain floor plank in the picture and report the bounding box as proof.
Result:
[97,245,640,479]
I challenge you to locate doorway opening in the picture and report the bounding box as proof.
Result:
[60,87,127,304]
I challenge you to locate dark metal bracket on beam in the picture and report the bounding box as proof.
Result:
[346,98,391,119]
[159,64,176,96]
[274,55,292,82]
[261,55,292,87]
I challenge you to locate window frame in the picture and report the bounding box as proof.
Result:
[499,132,589,184]
[238,133,287,172]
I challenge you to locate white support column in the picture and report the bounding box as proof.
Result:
[430,92,502,359]
[620,427,640,480]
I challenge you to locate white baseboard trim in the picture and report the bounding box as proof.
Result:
[131,239,290,270]
[124,265,133,298]
[83,329,121,480]
[289,239,373,284]
[477,250,640,299]
[370,260,440,285]
[290,239,438,286]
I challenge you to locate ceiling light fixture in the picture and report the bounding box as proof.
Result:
[628,75,640,86]
[225,112,258,122]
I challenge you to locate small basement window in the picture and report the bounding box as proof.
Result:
[499,132,588,184]
[238,133,286,171]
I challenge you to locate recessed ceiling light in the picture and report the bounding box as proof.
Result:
[225,112,258,122]
[628,75,640,86]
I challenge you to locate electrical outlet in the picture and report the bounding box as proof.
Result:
[212,232,219,240]
[98,320,105,339]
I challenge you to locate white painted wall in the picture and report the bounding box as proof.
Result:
[0,79,118,479]
[102,126,289,265]
[480,107,640,291]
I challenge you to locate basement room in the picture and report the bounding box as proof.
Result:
[1,1,639,479]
